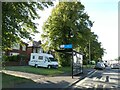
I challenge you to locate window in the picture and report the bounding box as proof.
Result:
[49,57,56,61]
[33,49,36,53]
[22,45,26,51]
[12,43,20,50]
[45,57,50,62]
[33,56,35,59]
[10,52,19,56]
[38,56,43,60]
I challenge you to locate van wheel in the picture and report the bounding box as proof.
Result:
[35,64,38,68]
[48,65,51,69]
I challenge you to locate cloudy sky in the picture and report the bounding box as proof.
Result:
[34,0,118,60]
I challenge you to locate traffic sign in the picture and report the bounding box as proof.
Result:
[60,44,72,49]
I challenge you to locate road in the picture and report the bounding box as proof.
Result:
[70,68,120,89]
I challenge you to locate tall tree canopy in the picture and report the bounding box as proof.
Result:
[42,2,104,66]
[42,1,105,66]
[2,2,53,51]
[42,1,93,50]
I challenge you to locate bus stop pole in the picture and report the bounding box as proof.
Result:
[72,49,73,79]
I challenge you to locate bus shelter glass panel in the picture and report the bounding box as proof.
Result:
[73,52,83,75]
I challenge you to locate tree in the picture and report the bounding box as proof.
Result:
[2,2,53,51]
[42,2,92,49]
[82,32,105,64]
[41,1,92,66]
[41,1,105,66]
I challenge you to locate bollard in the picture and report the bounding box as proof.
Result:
[105,76,109,82]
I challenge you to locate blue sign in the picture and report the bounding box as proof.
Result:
[60,44,72,49]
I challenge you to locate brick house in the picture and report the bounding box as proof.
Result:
[8,42,28,56]
[4,42,28,66]
[27,40,43,61]
[4,42,28,56]
[4,40,43,66]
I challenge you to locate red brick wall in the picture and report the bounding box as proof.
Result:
[27,47,33,61]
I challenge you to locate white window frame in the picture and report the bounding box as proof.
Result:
[22,45,26,51]
[12,43,20,50]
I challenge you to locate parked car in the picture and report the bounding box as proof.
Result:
[94,62,105,70]
[111,64,120,69]
[104,63,108,67]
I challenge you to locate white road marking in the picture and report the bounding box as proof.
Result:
[74,69,119,89]
[93,77,97,80]
[87,71,94,75]
[74,71,97,87]
[100,77,105,82]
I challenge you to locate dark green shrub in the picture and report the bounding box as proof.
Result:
[56,53,71,67]
[2,55,9,62]
[90,60,96,65]
[83,59,89,65]
[18,54,27,60]
[2,54,28,64]
[8,55,19,62]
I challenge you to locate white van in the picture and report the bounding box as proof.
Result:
[28,53,58,69]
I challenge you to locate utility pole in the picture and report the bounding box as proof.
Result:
[88,21,94,64]
[89,40,91,64]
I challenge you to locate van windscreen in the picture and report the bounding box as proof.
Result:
[49,57,57,61]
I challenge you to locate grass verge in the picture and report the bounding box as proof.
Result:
[83,65,95,69]
[3,66,71,76]
[2,73,34,88]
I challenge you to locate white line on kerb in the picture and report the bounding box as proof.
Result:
[87,70,94,75]
[75,70,97,86]
[87,70,97,78]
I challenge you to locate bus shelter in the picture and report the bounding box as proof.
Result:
[56,49,83,78]
[73,51,83,76]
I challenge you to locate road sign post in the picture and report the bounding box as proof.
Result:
[60,44,73,78]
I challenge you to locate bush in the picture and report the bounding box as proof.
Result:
[83,60,88,65]
[90,60,96,65]
[2,55,9,62]
[56,53,71,67]
[18,54,27,60]
[3,54,28,63]
[8,55,19,62]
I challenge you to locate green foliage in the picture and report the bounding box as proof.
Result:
[83,59,88,65]
[42,2,92,66]
[2,73,35,88]
[118,56,120,60]
[3,55,18,62]
[4,66,71,76]
[90,60,96,65]
[18,54,27,60]
[2,55,9,62]
[2,54,27,62]
[41,1,105,66]
[2,2,53,51]
[83,65,95,69]
[57,53,71,67]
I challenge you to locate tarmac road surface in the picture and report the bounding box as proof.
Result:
[70,68,120,89]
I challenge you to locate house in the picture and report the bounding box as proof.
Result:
[4,40,44,66]
[3,42,28,66]
[6,42,28,56]
[27,40,43,61]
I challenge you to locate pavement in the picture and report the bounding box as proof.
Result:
[2,68,95,89]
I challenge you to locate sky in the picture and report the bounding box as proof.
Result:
[80,0,118,60]
[33,0,119,60]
